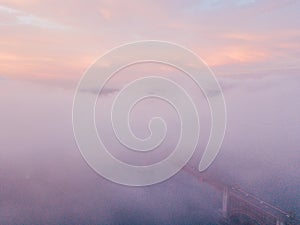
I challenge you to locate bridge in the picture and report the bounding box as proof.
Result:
[182,166,300,225]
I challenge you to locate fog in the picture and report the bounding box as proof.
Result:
[0,73,299,224]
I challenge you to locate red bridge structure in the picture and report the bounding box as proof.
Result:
[183,166,300,225]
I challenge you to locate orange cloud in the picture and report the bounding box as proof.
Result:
[221,32,266,42]
[203,46,268,67]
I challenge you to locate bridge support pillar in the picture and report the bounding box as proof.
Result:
[276,219,284,225]
[222,186,229,218]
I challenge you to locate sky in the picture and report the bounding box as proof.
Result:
[0,0,299,81]
[0,0,300,224]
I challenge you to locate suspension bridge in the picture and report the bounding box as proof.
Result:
[182,166,300,225]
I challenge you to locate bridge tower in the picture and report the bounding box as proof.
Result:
[222,186,229,218]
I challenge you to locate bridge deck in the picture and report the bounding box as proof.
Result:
[182,165,300,224]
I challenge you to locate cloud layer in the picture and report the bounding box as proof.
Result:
[0,72,299,224]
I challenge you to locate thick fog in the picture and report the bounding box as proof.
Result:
[0,73,299,224]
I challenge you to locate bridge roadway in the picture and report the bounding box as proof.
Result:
[182,165,300,225]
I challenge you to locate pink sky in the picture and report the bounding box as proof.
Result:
[0,0,299,81]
